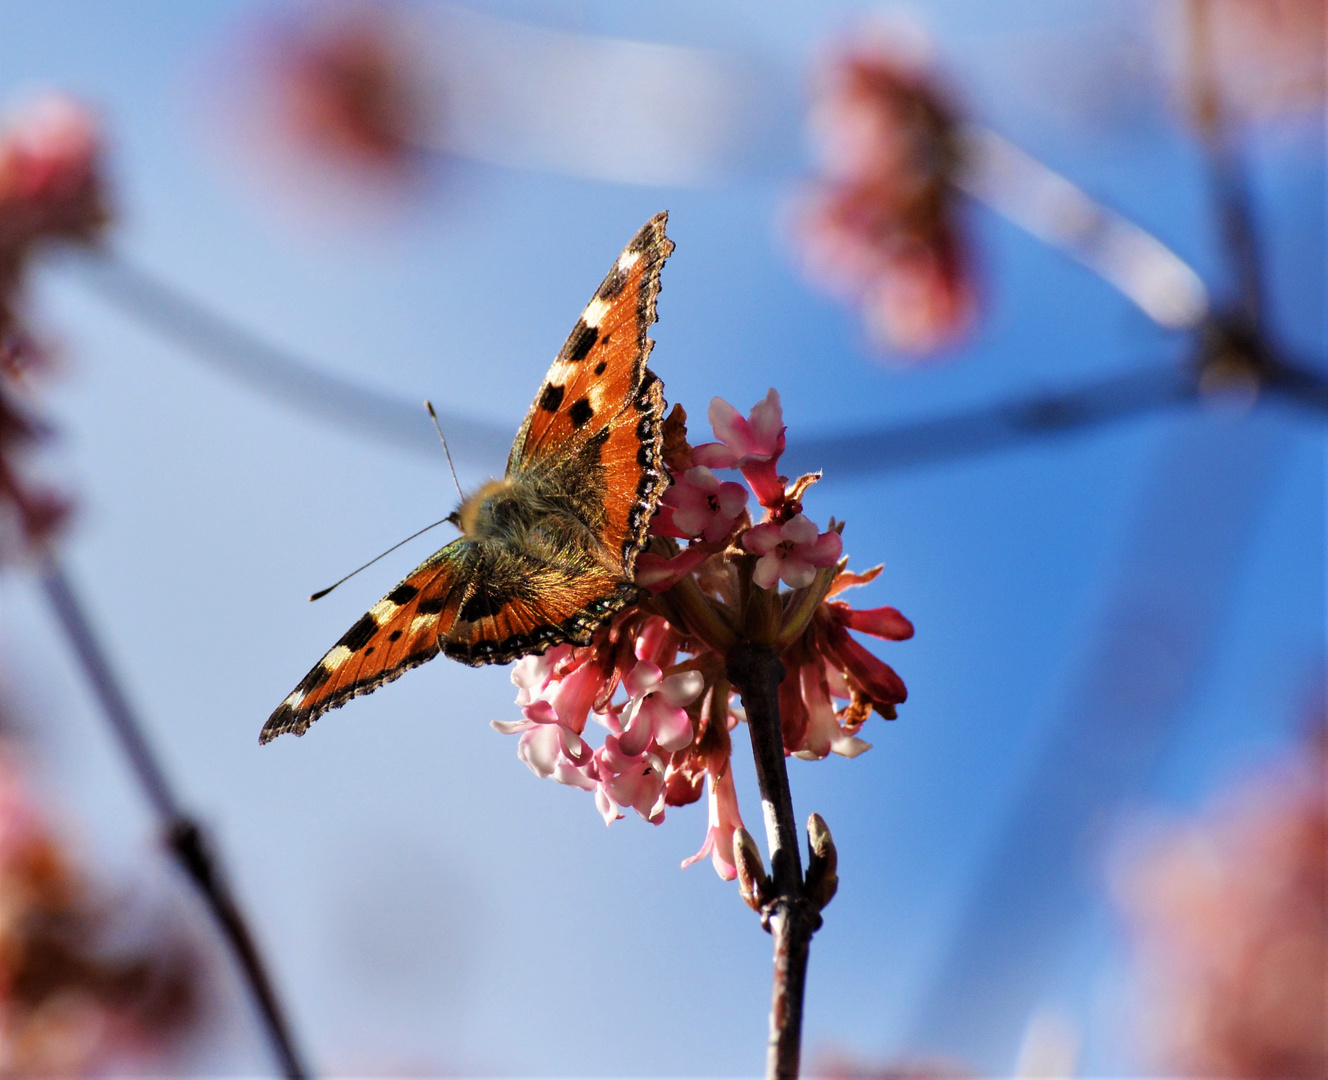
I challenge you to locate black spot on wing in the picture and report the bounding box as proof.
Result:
[569,398,594,428]
[539,384,565,412]
[388,629,403,642]
[593,361,606,375]
[340,613,378,652]
[416,594,448,615]
[388,583,419,604]
[561,321,598,364]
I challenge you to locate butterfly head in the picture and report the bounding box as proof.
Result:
[452,478,526,540]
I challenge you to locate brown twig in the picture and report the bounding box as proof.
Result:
[727,641,822,1080]
[40,558,311,1080]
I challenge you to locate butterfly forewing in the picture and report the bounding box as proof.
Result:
[508,212,673,574]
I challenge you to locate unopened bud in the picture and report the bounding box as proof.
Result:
[805,813,839,911]
[734,827,771,913]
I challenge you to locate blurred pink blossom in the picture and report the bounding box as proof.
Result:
[0,744,201,1074]
[794,34,976,356]
[0,94,109,561]
[262,2,429,180]
[1115,729,1327,1079]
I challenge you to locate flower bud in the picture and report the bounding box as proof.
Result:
[734,826,771,913]
[805,813,839,911]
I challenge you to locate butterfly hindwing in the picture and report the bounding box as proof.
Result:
[259,543,470,743]
[442,555,637,666]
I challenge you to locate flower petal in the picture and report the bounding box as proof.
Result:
[716,481,749,517]
[660,669,705,707]
[742,522,783,555]
[780,557,818,589]
[691,442,738,469]
[843,604,914,640]
[781,513,820,545]
[653,706,695,752]
[746,388,786,455]
[805,530,844,567]
[753,552,783,590]
[707,396,754,457]
[625,661,662,698]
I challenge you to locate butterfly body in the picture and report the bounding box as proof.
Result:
[262,213,673,744]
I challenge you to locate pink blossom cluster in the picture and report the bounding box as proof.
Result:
[1115,729,1327,1079]
[494,390,912,879]
[0,94,109,560]
[260,2,428,180]
[0,744,200,1074]
[794,34,975,356]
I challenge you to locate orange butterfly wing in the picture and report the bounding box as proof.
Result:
[262,213,675,743]
[260,544,468,743]
[507,211,674,576]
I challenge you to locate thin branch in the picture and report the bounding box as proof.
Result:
[53,247,1326,485]
[63,245,512,467]
[1185,0,1264,327]
[955,124,1211,330]
[39,558,311,1080]
[784,364,1198,481]
[727,642,819,1080]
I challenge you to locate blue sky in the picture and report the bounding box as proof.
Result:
[0,1,1322,1075]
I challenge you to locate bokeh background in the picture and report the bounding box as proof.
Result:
[0,0,1322,1075]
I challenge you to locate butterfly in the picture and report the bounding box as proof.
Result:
[261,212,674,744]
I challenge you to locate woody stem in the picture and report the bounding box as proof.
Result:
[727,642,816,1080]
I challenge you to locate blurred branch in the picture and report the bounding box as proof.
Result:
[955,124,1210,330]
[63,243,1327,481]
[39,558,311,1080]
[785,365,1198,480]
[66,245,512,467]
[1185,0,1264,327]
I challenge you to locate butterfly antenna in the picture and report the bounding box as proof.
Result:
[425,400,465,501]
[309,517,452,601]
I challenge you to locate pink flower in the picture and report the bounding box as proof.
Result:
[694,390,786,468]
[793,662,871,761]
[510,644,611,734]
[618,662,704,756]
[692,390,788,507]
[491,698,590,779]
[743,514,843,589]
[818,611,908,716]
[593,734,666,825]
[659,466,748,543]
[510,645,572,707]
[682,765,745,881]
[0,94,106,561]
